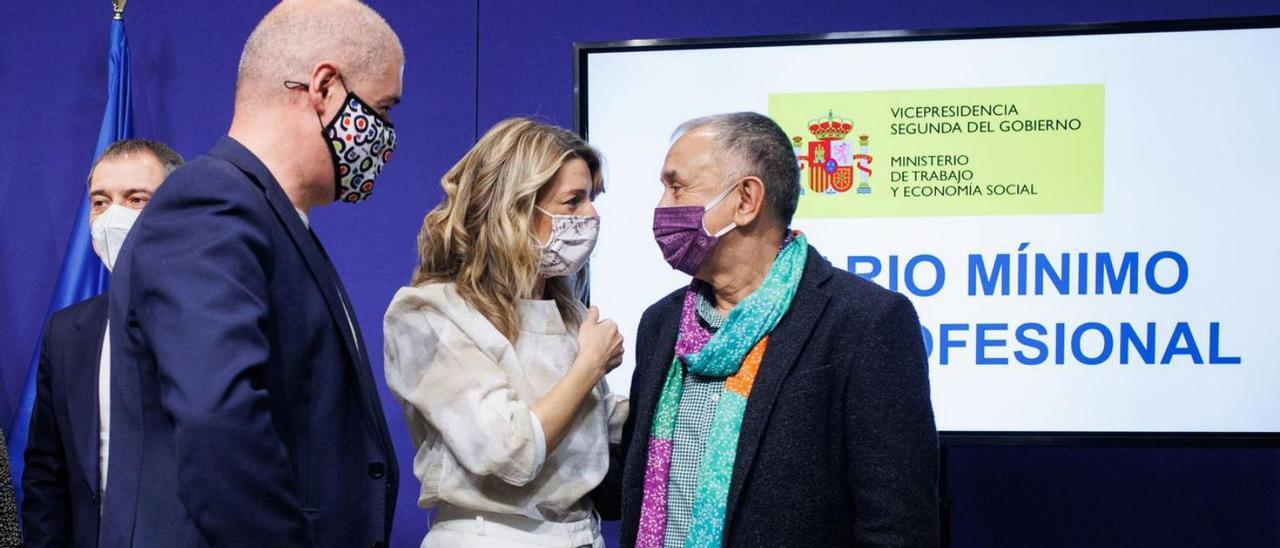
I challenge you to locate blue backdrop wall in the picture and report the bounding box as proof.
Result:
[2,1,1278,547]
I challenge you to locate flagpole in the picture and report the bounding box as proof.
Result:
[114,0,127,20]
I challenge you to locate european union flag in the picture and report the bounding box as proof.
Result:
[6,14,133,509]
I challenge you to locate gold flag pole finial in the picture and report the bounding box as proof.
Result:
[113,0,127,20]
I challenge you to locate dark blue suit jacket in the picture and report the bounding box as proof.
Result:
[620,246,939,547]
[23,295,108,548]
[102,137,398,547]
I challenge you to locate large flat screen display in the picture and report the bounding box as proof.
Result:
[578,19,1280,437]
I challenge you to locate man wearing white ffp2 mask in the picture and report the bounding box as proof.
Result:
[90,205,141,272]
[22,139,182,547]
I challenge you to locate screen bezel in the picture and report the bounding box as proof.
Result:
[574,16,1280,448]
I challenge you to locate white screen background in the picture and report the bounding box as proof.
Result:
[584,27,1280,433]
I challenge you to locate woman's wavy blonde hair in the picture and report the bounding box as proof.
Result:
[411,117,604,342]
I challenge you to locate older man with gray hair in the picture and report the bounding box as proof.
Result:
[102,1,403,546]
[620,112,939,547]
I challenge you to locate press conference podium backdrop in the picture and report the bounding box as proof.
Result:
[580,19,1280,438]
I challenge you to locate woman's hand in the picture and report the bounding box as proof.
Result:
[531,306,625,454]
[575,306,624,378]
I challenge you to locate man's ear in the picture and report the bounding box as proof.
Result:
[306,62,341,117]
[733,176,767,227]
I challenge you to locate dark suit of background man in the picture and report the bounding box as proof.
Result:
[100,0,406,546]
[22,139,183,548]
[621,112,939,546]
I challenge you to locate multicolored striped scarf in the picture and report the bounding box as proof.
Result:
[637,233,808,548]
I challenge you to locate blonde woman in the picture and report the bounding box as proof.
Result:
[384,118,627,548]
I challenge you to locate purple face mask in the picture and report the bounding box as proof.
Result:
[652,183,739,276]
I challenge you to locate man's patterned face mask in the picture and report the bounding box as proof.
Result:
[324,90,397,203]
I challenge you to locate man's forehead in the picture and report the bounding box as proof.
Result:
[90,154,165,191]
[386,62,405,93]
[676,125,718,145]
[667,131,720,173]
[364,64,403,104]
